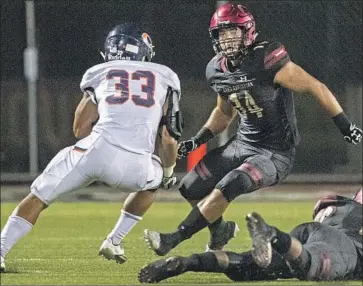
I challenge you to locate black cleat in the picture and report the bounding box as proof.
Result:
[138,256,186,283]
[245,212,276,268]
[144,229,179,256]
[206,221,240,251]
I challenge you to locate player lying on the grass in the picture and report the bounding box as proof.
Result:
[144,2,362,257]
[0,22,184,272]
[138,189,363,283]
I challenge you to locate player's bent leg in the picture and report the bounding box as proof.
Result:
[138,249,294,283]
[244,213,359,281]
[179,143,242,236]
[223,250,295,281]
[31,146,94,205]
[178,160,219,204]
[1,146,94,271]
[206,156,279,252]
[179,164,240,252]
[158,156,277,254]
[101,155,162,264]
[100,191,156,264]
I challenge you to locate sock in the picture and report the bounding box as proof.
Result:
[177,206,209,240]
[107,210,142,245]
[271,227,292,254]
[208,216,226,233]
[0,216,33,258]
[184,252,223,273]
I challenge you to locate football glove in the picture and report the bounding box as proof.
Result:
[161,174,177,190]
[343,124,362,145]
[177,139,199,159]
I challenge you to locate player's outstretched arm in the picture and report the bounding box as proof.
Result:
[274,61,362,144]
[73,91,99,139]
[177,96,236,158]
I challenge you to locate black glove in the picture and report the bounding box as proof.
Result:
[333,113,362,145]
[343,124,362,145]
[161,173,177,190]
[177,139,199,159]
[177,127,214,159]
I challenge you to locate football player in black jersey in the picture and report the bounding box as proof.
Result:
[144,3,362,256]
[139,189,362,283]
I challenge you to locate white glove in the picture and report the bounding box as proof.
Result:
[161,165,177,190]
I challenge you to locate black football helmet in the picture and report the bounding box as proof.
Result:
[102,23,155,62]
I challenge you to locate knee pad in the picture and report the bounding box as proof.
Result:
[215,170,256,202]
[179,182,190,200]
[178,170,212,201]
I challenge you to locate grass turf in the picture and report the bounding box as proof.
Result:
[0,201,361,285]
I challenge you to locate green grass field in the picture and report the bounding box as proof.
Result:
[0,202,361,285]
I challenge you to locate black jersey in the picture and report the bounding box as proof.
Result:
[206,41,300,150]
[313,195,363,256]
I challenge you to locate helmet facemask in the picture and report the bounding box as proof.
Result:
[211,21,256,63]
[215,26,244,60]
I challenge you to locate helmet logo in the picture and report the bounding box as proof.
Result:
[142,33,153,49]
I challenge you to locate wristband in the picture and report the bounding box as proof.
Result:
[332,112,351,133]
[192,127,215,146]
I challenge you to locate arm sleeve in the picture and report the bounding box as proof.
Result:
[264,42,291,80]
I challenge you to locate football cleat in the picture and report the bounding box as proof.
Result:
[206,221,239,252]
[245,212,276,268]
[0,256,5,273]
[144,229,180,256]
[138,256,186,283]
[98,238,127,264]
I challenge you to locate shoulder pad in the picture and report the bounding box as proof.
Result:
[79,63,104,92]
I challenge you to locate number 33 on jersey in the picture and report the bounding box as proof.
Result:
[79,60,180,154]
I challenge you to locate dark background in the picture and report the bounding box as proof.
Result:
[1,0,362,174]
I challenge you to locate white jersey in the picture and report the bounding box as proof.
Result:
[80,60,180,154]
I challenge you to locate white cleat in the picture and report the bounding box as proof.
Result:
[98,238,127,264]
[0,256,5,273]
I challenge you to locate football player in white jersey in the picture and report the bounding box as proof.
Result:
[0,23,183,272]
